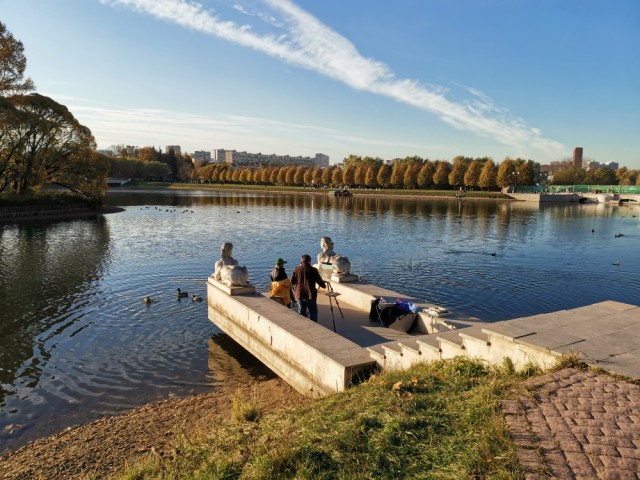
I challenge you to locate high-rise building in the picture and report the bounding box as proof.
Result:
[214,149,329,168]
[573,147,583,168]
[314,153,330,167]
[214,149,227,163]
[165,145,181,156]
[192,150,211,165]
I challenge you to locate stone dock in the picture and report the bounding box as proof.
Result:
[207,276,640,394]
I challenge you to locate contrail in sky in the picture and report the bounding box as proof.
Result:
[102,0,564,155]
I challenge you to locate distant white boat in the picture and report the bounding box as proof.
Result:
[597,194,613,203]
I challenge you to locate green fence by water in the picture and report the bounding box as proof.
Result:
[517,185,640,194]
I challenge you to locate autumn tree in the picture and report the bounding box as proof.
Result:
[364,165,377,187]
[551,166,585,185]
[293,165,305,185]
[0,97,22,191]
[260,167,270,184]
[616,167,638,186]
[376,164,391,188]
[433,161,451,189]
[464,160,481,190]
[390,162,405,189]
[239,168,251,183]
[138,146,160,163]
[285,166,296,185]
[269,167,279,185]
[585,167,616,185]
[518,160,536,186]
[449,156,470,189]
[0,21,35,96]
[496,158,516,189]
[403,163,420,189]
[478,159,497,190]
[342,163,355,187]
[311,166,322,186]
[321,166,332,186]
[2,94,108,199]
[303,167,312,186]
[331,166,343,187]
[417,161,434,189]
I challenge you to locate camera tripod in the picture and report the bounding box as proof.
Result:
[324,282,343,332]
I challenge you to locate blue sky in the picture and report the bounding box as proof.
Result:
[1,0,638,167]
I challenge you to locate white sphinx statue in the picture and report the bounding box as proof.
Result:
[219,264,250,287]
[213,242,251,287]
[317,236,351,277]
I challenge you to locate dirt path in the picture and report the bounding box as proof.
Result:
[0,379,309,479]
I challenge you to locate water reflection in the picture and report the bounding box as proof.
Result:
[0,218,111,407]
[207,334,274,386]
[0,190,638,452]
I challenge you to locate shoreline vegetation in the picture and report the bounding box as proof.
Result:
[0,183,511,221]
[2,357,572,479]
[126,181,513,200]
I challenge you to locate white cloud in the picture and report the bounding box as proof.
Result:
[102,0,564,156]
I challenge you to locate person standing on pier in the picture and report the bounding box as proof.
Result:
[290,254,326,322]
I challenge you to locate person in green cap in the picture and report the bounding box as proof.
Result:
[269,258,292,307]
[270,258,288,282]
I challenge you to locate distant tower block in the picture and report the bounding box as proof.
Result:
[573,147,583,168]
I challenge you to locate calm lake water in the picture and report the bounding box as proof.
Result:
[1,189,639,451]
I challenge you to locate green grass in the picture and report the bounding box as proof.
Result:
[119,358,530,479]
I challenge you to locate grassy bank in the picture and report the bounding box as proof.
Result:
[120,358,532,479]
[123,181,511,200]
[0,191,97,207]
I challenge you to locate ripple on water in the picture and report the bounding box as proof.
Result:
[1,193,639,452]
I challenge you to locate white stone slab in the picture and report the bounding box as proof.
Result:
[210,278,256,295]
[330,273,359,283]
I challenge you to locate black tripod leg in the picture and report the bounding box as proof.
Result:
[333,296,344,318]
[329,297,337,332]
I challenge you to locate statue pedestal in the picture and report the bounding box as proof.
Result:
[330,273,359,283]
[210,278,256,296]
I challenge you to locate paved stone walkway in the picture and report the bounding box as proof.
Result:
[502,368,640,479]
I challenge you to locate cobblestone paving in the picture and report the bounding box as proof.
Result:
[502,368,640,479]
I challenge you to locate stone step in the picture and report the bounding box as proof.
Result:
[380,341,405,371]
[398,339,424,368]
[426,329,465,358]
[416,335,441,358]
[366,344,385,366]
[458,326,491,359]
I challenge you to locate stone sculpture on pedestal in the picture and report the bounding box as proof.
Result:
[316,236,355,282]
[213,242,252,288]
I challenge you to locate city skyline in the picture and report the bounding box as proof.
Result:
[1,0,638,167]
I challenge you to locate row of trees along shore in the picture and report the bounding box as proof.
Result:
[187,155,640,190]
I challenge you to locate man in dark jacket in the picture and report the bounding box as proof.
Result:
[290,254,326,322]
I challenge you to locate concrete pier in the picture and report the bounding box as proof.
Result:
[207,276,640,397]
[207,276,376,397]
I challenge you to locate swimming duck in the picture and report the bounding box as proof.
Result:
[177,288,189,298]
[612,260,621,266]
[192,294,203,302]
[143,296,153,304]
